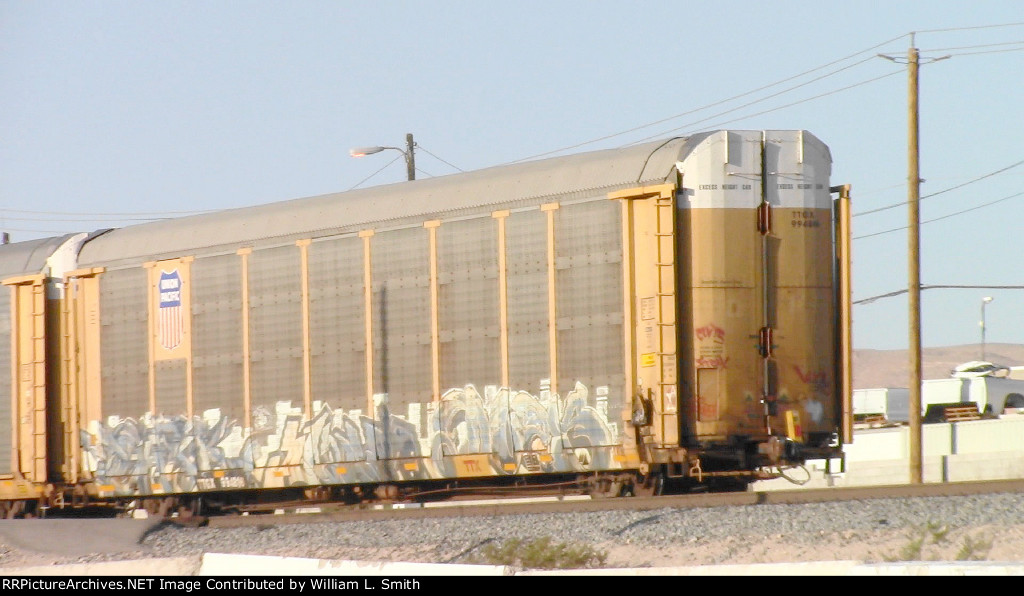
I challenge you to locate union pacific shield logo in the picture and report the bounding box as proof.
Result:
[158,269,183,350]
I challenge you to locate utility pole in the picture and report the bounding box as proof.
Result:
[981,296,993,361]
[881,35,949,485]
[405,133,416,181]
[907,39,923,485]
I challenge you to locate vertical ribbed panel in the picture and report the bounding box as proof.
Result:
[249,246,303,414]
[371,228,431,409]
[555,200,624,444]
[505,209,549,393]
[154,358,187,415]
[438,218,500,391]
[100,267,150,417]
[309,236,366,412]
[0,289,10,473]
[192,254,245,423]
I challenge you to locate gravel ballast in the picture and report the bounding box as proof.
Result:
[3,491,1024,570]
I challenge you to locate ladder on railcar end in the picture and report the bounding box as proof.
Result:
[60,286,79,485]
[30,282,47,484]
[12,280,49,484]
[653,195,678,445]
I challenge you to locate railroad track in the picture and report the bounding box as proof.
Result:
[202,478,1024,529]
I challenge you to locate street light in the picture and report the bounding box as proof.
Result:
[981,296,994,361]
[349,133,416,181]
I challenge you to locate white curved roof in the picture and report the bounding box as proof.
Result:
[76,136,706,267]
[77,131,828,267]
[0,234,79,279]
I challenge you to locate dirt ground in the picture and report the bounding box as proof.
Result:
[2,522,1024,572]
[597,523,1024,568]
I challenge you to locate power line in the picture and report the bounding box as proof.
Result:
[945,46,1024,58]
[921,40,1024,52]
[507,26,1021,165]
[347,154,403,191]
[854,189,1024,240]
[916,189,1024,225]
[854,159,1024,218]
[913,22,1024,35]
[633,69,903,144]
[855,284,1024,305]
[416,145,464,172]
[506,33,910,163]
[348,138,463,186]
[625,57,889,143]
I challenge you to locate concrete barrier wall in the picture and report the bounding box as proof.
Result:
[45,554,1014,577]
[755,415,1024,490]
[4,553,1023,577]
[0,557,201,576]
[955,417,1024,453]
[522,560,1024,576]
[198,552,513,576]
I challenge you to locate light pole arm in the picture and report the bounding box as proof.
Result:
[350,133,416,182]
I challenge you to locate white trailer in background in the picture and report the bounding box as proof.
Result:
[852,387,910,422]
[967,376,1024,413]
[854,377,1024,423]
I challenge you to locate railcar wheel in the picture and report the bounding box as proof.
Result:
[172,498,207,527]
[584,475,627,499]
[373,484,399,501]
[142,498,165,516]
[303,486,331,502]
[0,501,29,519]
[632,469,665,497]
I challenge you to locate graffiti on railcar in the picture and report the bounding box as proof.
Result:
[80,381,621,495]
[84,410,244,493]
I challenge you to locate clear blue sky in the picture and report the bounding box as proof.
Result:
[2,2,1023,351]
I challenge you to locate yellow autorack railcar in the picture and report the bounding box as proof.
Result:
[0,130,852,515]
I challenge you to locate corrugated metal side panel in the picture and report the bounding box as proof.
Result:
[309,236,366,412]
[438,217,500,392]
[249,246,303,415]
[371,228,431,410]
[506,209,549,393]
[555,200,624,446]
[0,289,10,473]
[192,254,244,423]
[100,267,149,417]
[154,359,187,416]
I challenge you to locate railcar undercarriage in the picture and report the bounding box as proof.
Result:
[0,454,830,521]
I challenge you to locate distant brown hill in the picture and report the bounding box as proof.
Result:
[853,343,1024,389]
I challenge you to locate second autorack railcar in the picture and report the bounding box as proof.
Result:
[52,130,847,506]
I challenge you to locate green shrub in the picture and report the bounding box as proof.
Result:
[882,520,992,562]
[956,533,994,561]
[470,536,608,569]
